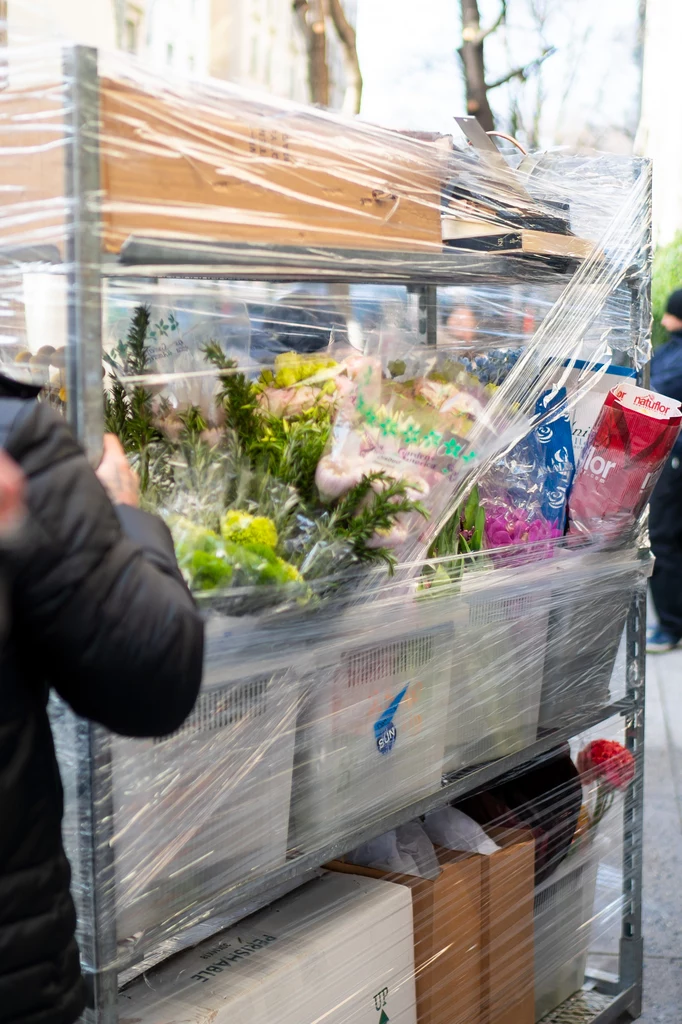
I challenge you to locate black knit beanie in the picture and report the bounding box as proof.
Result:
[666,289,682,321]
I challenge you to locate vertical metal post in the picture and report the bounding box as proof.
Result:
[63,45,118,1023]
[76,724,119,1024]
[64,44,105,464]
[413,284,438,345]
[618,156,652,1016]
[620,587,646,1016]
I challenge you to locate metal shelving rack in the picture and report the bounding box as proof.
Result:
[26,44,651,1024]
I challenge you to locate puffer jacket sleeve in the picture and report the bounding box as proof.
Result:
[6,400,204,738]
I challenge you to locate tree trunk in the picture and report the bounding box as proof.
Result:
[294,0,330,106]
[459,0,495,131]
[328,0,363,114]
[308,27,330,106]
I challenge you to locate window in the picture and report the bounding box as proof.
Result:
[124,18,138,54]
[188,54,195,72]
[264,44,272,87]
[249,35,258,77]
[166,41,174,65]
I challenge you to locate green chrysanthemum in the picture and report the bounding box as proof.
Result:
[221,509,278,550]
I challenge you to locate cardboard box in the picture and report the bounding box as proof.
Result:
[329,830,535,1024]
[119,871,418,1024]
[329,851,482,1024]
[0,83,67,253]
[98,77,446,255]
[0,70,446,259]
[482,831,536,1024]
[560,359,637,461]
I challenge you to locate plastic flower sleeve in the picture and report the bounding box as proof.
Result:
[568,382,682,540]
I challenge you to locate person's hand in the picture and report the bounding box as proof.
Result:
[96,434,139,508]
[0,448,26,540]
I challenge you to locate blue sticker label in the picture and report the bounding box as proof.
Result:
[374,685,409,755]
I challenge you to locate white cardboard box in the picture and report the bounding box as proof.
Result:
[290,614,453,850]
[561,359,636,461]
[119,872,418,1024]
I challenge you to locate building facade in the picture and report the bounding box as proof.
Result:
[636,0,682,245]
[5,0,356,110]
[138,0,356,109]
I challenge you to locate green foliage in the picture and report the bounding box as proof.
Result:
[203,339,332,503]
[204,344,263,447]
[125,305,153,376]
[265,351,337,388]
[423,486,485,588]
[103,305,165,493]
[653,233,682,348]
[103,377,130,439]
[188,550,234,591]
[329,471,428,572]
[254,410,331,503]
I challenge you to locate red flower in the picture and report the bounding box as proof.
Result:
[577,739,635,792]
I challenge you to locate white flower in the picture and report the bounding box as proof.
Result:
[315,454,366,502]
[439,391,485,419]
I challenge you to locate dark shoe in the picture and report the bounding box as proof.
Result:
[647,627,681,654]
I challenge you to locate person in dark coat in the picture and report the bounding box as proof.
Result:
[647,288,682,652]
[0,443,25,645]
[0,375,204,1024]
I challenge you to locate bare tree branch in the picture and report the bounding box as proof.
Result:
[327,0,363,114]
[487,46,557,91]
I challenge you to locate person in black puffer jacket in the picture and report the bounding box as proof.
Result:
[0,375,204,1024]
[0,439,25,646]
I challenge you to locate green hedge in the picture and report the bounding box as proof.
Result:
[653,233,682,348]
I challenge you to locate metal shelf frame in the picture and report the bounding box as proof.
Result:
[41,43,652,1024]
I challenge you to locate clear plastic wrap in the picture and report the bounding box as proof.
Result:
[107,715,636,1024]
[51,547,649,993]
[0,40,654,1024]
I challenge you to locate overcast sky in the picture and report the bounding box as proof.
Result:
[356,0,641,150]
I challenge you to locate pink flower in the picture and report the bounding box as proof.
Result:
[484,505,561,549]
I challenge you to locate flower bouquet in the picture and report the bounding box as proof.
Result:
[105,307,435,614]
[317,353,508,570]
[476,386,575,564]
[570,738,635,854]
[103,303,547,616]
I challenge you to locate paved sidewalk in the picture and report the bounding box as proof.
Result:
[638,648,682,1022]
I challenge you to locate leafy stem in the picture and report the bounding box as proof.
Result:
[329,471,428,571]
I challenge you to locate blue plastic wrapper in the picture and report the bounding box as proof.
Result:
[482,386,574,534]
[533,387,575,531]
